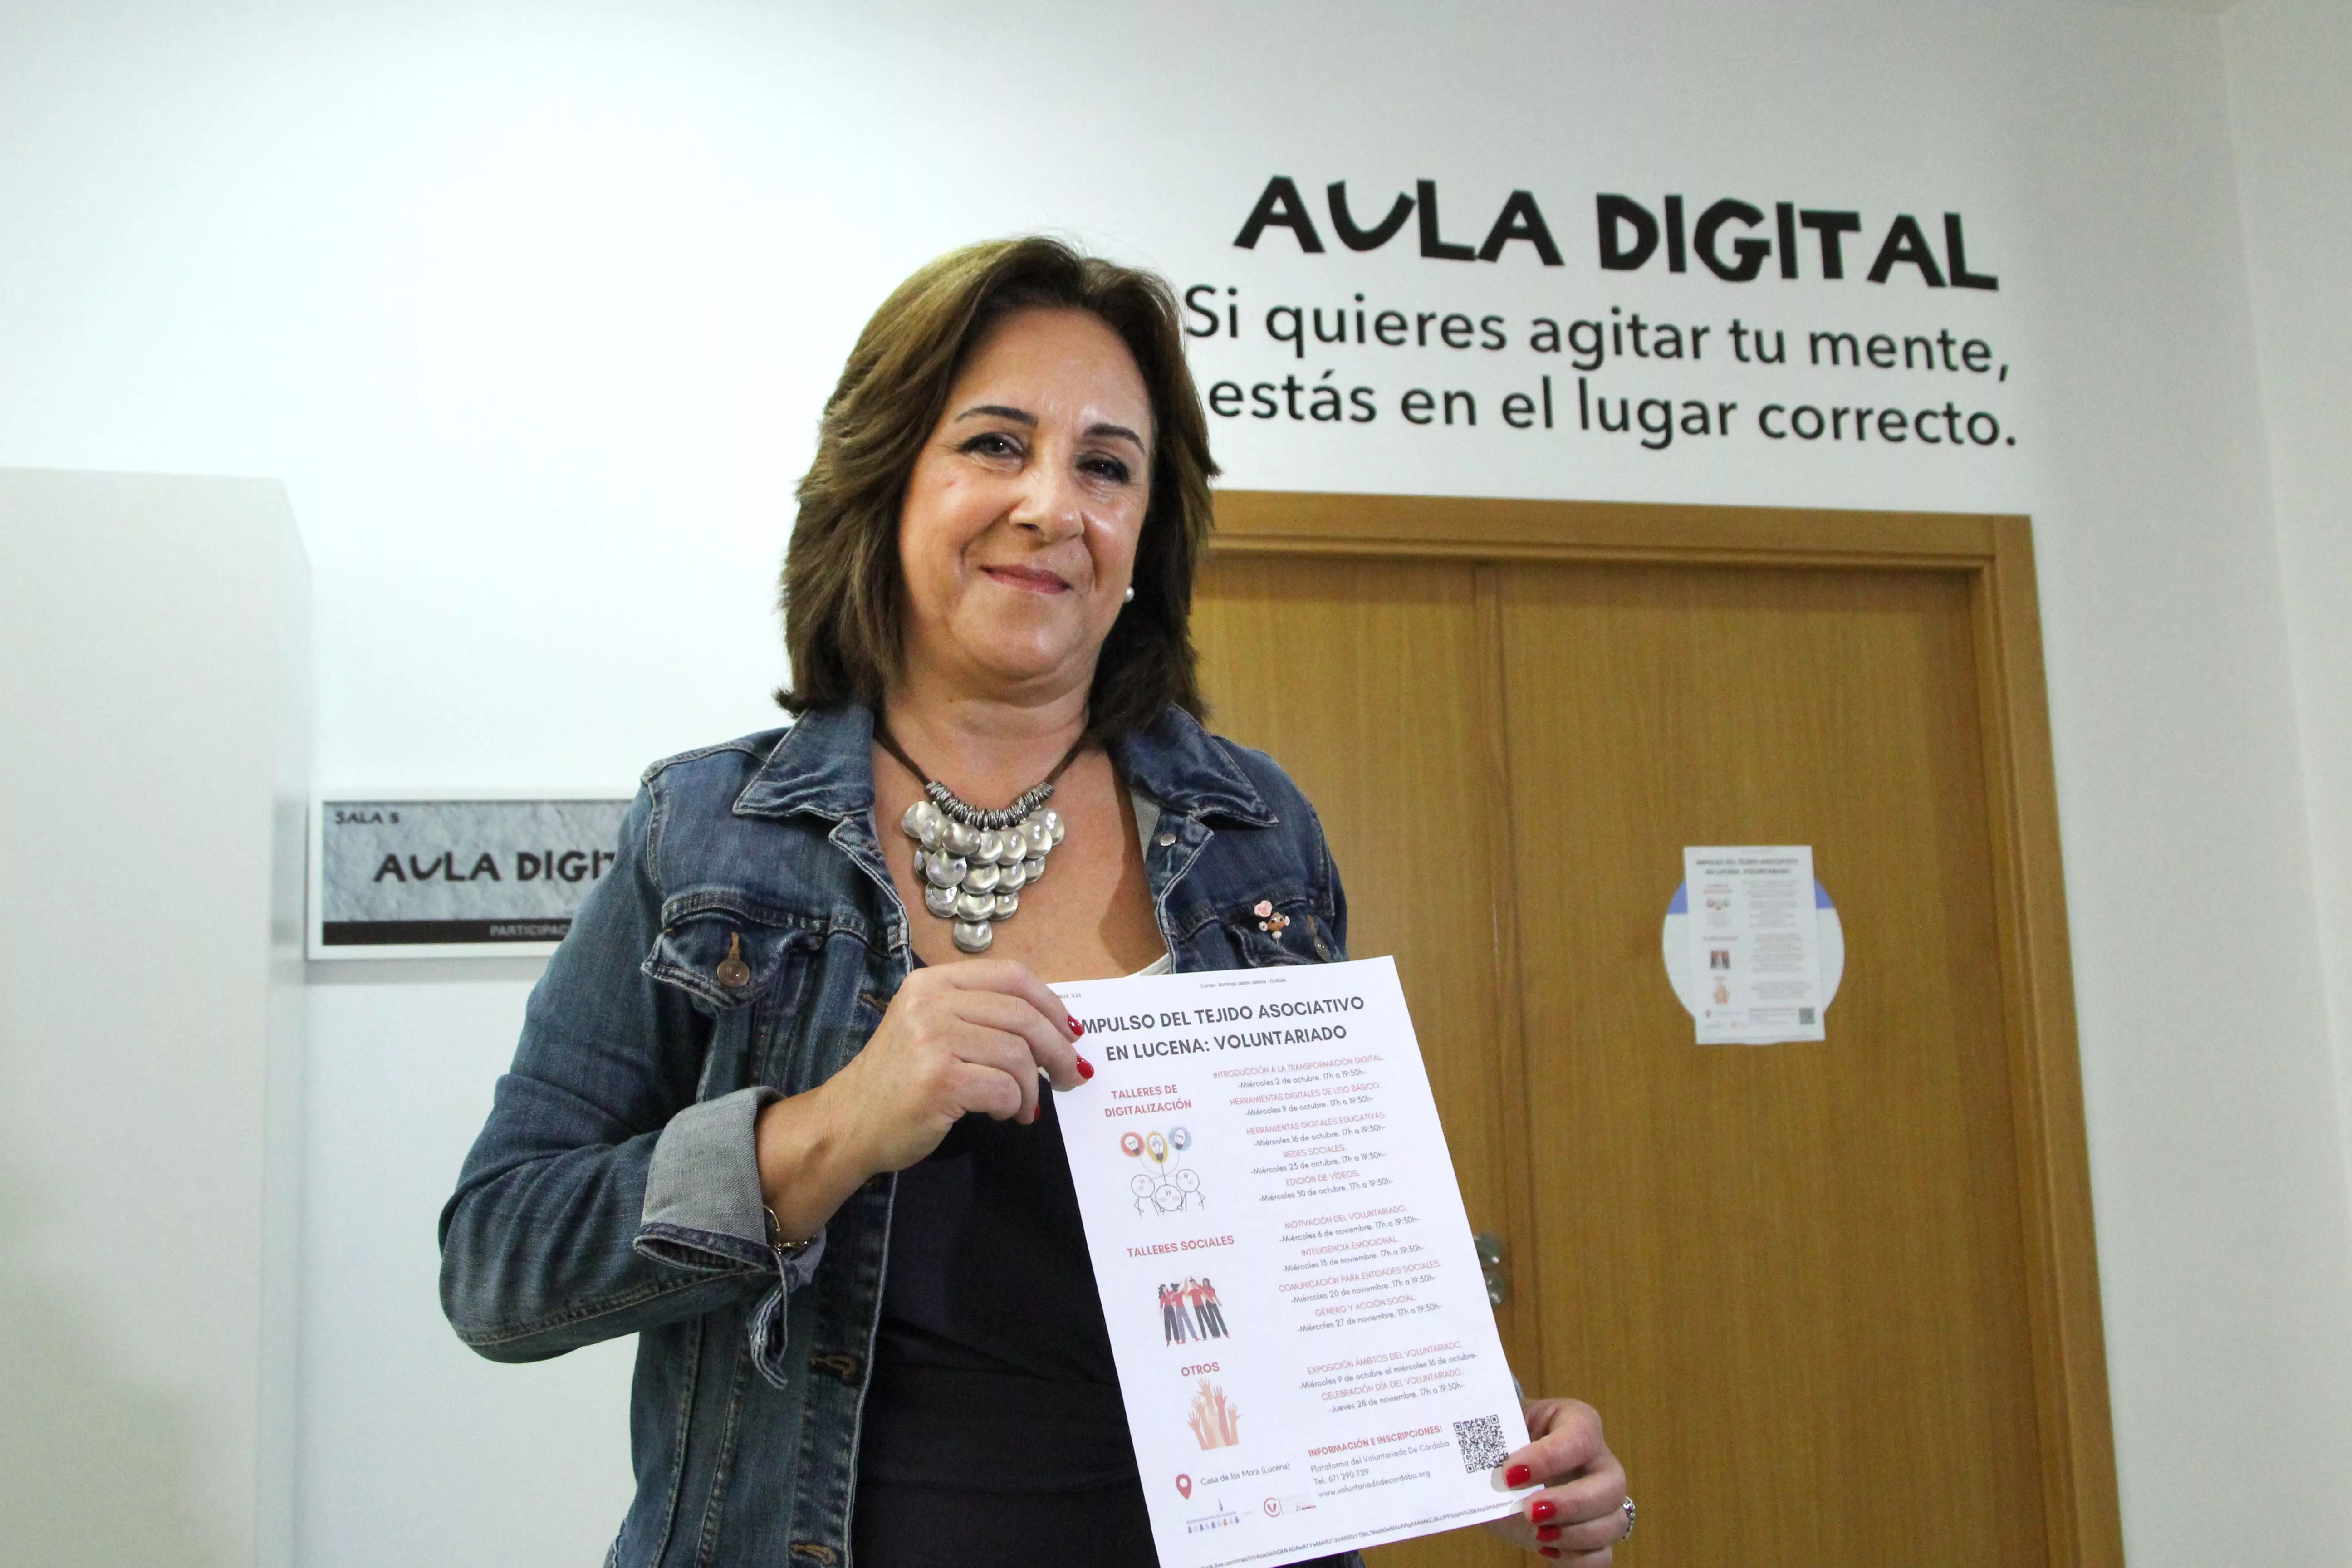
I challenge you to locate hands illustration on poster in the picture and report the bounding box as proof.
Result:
[1186,1379,1243,1450]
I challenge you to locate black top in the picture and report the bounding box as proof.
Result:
[853,1056,1349,1568]
[858,1081,1140,1493]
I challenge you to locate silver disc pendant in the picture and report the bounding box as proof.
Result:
[899,779,1065,951]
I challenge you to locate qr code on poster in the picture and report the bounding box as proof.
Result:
[1799,1007,1817,1025]
[1454,1414,1508,1473]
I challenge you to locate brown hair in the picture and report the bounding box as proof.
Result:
[775,236,1219,740]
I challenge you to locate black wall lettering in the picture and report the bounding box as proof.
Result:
[1868,216,1948,286]
[1944,214,1998,290]
[1183,284,1221,337]
[1800,211,1862,278]
[1327,182,1413,250]
[1234,176,1325,252]
[1416,180,1477,260]
[1597,195,1659,270]
[1476,190,1563,265]
[1695,199,1770,281]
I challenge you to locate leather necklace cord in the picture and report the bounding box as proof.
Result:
[872,719,1089,804]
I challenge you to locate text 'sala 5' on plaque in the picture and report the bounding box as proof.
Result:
[307,792,632,959]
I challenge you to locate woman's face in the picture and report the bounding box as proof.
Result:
[896,307,1153,702]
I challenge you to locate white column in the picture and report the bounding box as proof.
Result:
[0,468,309,1568]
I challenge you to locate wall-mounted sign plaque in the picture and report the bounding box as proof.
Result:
[307,793,633,959]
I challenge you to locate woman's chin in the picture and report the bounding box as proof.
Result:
[931,612,1100,691]
[949,634,1097,695]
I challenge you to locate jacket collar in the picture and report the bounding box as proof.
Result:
[732,703,876,821]
[731,702,1274,826]
[1112,703,1276,826]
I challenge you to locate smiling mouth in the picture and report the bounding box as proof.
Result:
[980,565,1071,594]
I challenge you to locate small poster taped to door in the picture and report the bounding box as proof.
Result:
[1680,846,1828,1044]
[308,793,632,959]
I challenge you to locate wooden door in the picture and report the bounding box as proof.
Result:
[1186,559,1536,1372]
[1189,495,2121,1568]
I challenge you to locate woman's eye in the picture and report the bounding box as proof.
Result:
[960,432,1022,460]
[1082,455,1133,485]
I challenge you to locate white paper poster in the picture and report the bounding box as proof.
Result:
[1053,957,1528,1568]
[1681,846,1829,1044]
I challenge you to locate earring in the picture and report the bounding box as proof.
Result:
[1123,586,1136,603]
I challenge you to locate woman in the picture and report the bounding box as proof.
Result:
[439,238,1631,1567]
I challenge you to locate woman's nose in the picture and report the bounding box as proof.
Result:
[1008,460,1086,539]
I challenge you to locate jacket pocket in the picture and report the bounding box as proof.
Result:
[1225,893,1336,966]
[642,891,826,1013]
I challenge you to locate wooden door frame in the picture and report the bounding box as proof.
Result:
[1206,490,2124,1568]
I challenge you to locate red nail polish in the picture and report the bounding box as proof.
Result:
[1076,1056,1095,1080]
[1530,1498,1557,1524]
[1505,1463,1533,1488]
[1069,1019,1084,1037]
[1536,1525,1561,1542]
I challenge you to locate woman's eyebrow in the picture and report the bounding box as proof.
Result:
[955,404,1147,455]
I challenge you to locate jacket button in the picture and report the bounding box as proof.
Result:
[715,931,751,990]
[1156,833,1177,847]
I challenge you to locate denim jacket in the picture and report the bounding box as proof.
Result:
[439,702,1350,1568]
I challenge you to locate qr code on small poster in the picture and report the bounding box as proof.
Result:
[1454,1414,1508,1473]
[1798,1007,1817,1025]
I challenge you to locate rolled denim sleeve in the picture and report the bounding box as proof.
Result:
[637,1084,828,1285]
[635,1084,829,1388]
[439,784,790,1363]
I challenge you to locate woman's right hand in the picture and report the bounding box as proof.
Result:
[755,960,1088,1239]
[828,959,1087,1167]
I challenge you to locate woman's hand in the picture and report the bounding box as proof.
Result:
[1482,1399,1630,1562]
[827,959,1086,1164]
[755,960,1086,1238]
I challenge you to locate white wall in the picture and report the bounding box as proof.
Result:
[2225,0,2352,1214]
[1,1,2347,1563]
[0,470,308,1568]
[299,965,636,1567]
[1998,10,2352,1558]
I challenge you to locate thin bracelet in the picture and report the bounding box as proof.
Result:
[764,1205,818,1259]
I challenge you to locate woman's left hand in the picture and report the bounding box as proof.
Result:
[1481,1398,1630,1561]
